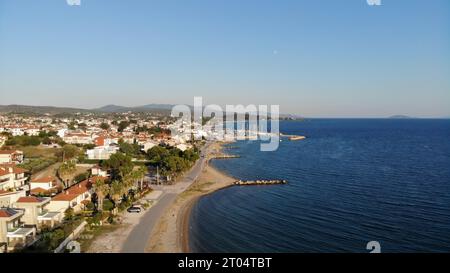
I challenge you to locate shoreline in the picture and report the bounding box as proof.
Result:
[146,142,236,253]
[180,167,235,252]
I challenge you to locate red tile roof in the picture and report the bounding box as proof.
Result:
[0,165,27,175]
[17,196,47,203]
[94,136,105,146]
[0,168,9,176]
[30,187,48,195]
[31,176,55,183]
[0,150,23,155]
[52,179,92,201]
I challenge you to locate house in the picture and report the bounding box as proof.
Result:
[0,164,29,207]
[63,133,92,145]
[86,145,119,160]
[14,196,62,230]
[24,126,40,136]
[176,143,192,152]
[0,208,36,252]
[29,176,60,196]
[91,165,109,177]
[7,126,25,136]
[0,164,28,191]
[47,178,96,214]
[140,140,158,152]
[0,150,24,164]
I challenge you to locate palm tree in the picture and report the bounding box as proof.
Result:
[58,161,76,188]
[109,180,125,209]
[92,178,109,212]
[133,166,147,191]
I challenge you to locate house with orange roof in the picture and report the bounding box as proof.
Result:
[0,150,24,164]
[29,176,60,196]
[86,134,120,160]
[14,196,62,230]
[0,164,29,207]
[0,208,36,252]
[46,177,103,214]
[0,164,28,191]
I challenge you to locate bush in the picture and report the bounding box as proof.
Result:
[103,199,114,211]
[85,201,95,211]
[87,212,104,226]
[64,208,74,221]
[18,157,57,174]
[74,172,89,183]
[5,135,41,146]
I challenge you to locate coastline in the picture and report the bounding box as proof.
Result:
[146,142,236,253]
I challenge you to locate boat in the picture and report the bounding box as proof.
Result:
[288,136,306,141]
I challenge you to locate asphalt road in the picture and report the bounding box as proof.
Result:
[121,192,177,253]
[120,144,209,253]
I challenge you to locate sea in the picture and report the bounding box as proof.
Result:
[189,119,450,253]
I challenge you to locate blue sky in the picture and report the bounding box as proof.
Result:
[0,0,449,117]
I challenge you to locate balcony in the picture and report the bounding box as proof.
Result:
[37,211,61,221]
[6,227,36,250]
[7,226,35,239]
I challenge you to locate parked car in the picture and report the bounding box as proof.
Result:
[127,206,142,213]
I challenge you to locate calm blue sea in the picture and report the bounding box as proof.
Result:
[189,119,450,253]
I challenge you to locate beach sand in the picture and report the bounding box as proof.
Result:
[146,143,236,253]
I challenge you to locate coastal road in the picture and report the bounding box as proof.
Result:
[121,192,177,253]
[120,143,210,253]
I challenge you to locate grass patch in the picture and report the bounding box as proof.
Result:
[78,224,121,252]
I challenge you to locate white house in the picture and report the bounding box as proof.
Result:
[57,129,68,138]
[0,165,29,207]
[24,126,40,136]
[176,143,192,152]
[0,208,36,252]
[63,133,92,145]
[14,196,62,231]
[0,165,28,192]
[47,177,100,214]
[29,176,59,196]
[91,166,109,177]
[86,145,119,160]
[0,150,24,164]
[140,141,158,152]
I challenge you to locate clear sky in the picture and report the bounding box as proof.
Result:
[0,0,449,117]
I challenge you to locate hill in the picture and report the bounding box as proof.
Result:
[0,104,88,114]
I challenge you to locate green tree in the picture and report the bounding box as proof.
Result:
[119,141,141,157]
[100,122,110,130]
[64,207,74,221]
[42,136,52,145]
[118,121,130,132]
[103,152,133,180]
[58,161,76,187]
[61,144,79,160]
[146,145,169,163]
[92,177,110,212]
[109,180,125,209]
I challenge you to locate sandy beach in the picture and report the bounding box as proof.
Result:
[86,141,236,253]
[146,142,236,253]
